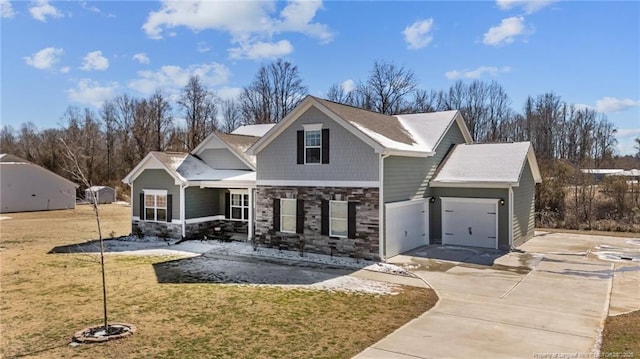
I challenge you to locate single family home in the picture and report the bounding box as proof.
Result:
[123,96,541,260]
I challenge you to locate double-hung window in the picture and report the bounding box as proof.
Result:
[144,190,167,222]
[329,200,348,237]
[305,130,321,164]
[230,191,249,221]
[280,198,297,233]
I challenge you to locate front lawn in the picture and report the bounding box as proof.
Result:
[601,311,640,358]
[0,205,436,358]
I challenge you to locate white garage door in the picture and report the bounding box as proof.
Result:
[386,199,428,258]
[441,197,498,249]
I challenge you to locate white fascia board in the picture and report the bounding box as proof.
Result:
[191,131,219,154]
[123,152,186,185]
[430,181,515,189]
[193,132,256,171]
[256,180,380,188]
[247,98,316,155]
[248,97,385,156]
[198,181,256,189]
[527,145,543,183]
[383,149,433,157]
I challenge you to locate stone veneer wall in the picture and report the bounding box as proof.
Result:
[133,219,248,240]
[255,186,380,260]
[133,220,181,239]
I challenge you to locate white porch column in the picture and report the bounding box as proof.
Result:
[248,188,254,241]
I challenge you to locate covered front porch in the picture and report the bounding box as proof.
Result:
[182,171,256,241]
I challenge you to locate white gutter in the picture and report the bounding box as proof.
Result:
[378,152,390,261]
[508,186,514,249]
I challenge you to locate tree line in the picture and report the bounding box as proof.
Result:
[1,59,637,231]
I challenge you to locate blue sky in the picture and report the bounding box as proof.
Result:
[1,0,639,154]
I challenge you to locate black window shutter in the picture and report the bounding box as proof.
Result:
[224,192,230,219]
[139,193,145,220]
[297,130,304,164]
[296,199,305,234]
[321,128,329,164]
[273,198,280,231]
[167,194,173,222]
[321,200,329,235]
[347,201,357,239]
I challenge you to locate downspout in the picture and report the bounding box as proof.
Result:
[508,186,514,250]
[379,153,390,261]
[181,183,188,238]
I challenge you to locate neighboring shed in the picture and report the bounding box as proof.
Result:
[0,154,78,213]
[85,186,116,204]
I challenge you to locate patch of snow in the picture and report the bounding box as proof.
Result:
[363,262,414,277]
[350,122,428,153]
[627,239,640,246]
[290,276,399,295]
[231,124,275,137]
[0,216,11,221]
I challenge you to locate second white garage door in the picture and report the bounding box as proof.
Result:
[441,197,498,249]
[385,199,428,258]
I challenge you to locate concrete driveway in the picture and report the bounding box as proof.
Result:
[354,232,640,359]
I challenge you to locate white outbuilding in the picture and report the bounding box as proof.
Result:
[0,154,78,213]
[85,186,116,204]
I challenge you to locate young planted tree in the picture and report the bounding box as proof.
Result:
[59,138,109,335]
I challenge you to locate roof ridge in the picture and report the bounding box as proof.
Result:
[312,96,396,118]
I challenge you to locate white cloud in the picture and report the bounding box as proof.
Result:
[573,103,593,111]
[81,51,109,71]
[132,52,150,64]
[197,41,211,53]
[67,79,118,107]
[341,79,355,93]
[445,66,511,80]
[29,0,63,22]
[616,128,640,138]
[24,47,64,70]
[128,62,231,96]
[595,97,640,113]
[217,86,243,101]
[402,18,434,50]
[496,0,556,14]
[60,66,70,74]
[142,1,331,60]
[483,16,527,46]
[1,0,15,18]
[229,40,293,60]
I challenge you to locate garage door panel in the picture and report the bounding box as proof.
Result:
[386,200,428,258]
[442,198,497,249]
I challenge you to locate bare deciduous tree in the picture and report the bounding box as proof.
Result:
[220,99,241,133]
[239,59,307,124]
[178,75,218,150]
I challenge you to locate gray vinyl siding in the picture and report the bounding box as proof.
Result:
[430,187,509,249]
[383,121,466,203]
[199,148,250,170]
[512,159,536,246]
[132,169,181,220]
[185,187,223,219]
[257,107,379,182]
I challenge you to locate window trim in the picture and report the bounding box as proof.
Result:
[143,189,168,222]
[304,129,322,164]
[329,200,348,238]
[229,189,249,222]
[280,198,297,233]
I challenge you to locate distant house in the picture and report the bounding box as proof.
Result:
[0,154,78,213]
[85,186,116,204]
[581,169,624,182]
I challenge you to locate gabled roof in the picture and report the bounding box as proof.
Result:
[192,131,261,169]
[431,142,542,188]
[216,133,260,167]
[248,96,473,158]
[0,153,79,188]
[122,151,189,185]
